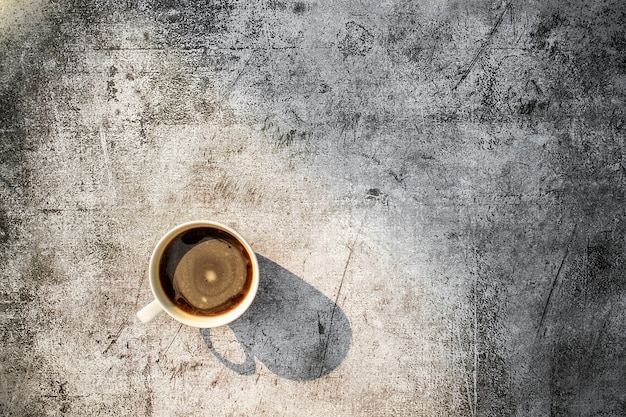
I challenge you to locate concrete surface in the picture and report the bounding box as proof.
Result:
[1,0,625,415]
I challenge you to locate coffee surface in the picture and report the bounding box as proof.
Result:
[159,227,252,316]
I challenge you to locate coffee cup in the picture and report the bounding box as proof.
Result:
[136,221,259,328]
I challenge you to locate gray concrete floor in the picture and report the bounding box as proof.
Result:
[1,0,625,415]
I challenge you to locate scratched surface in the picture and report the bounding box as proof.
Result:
[1,0,625,415]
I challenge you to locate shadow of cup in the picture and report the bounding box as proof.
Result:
[200,255,352,381]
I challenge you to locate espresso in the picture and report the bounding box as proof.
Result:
[159,227,253,316]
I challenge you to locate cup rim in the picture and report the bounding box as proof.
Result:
[149,220,259,328]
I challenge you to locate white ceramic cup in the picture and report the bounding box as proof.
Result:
[136,221,259,328]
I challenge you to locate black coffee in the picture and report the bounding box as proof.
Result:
[159,227,253,316]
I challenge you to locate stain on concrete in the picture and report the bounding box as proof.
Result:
[151,0,235,47]
[292,2,307,15]
[339,21,375,58]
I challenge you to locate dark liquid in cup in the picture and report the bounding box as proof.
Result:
[159,227,253,316]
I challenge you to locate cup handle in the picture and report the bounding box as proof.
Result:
[137,299,163,323]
